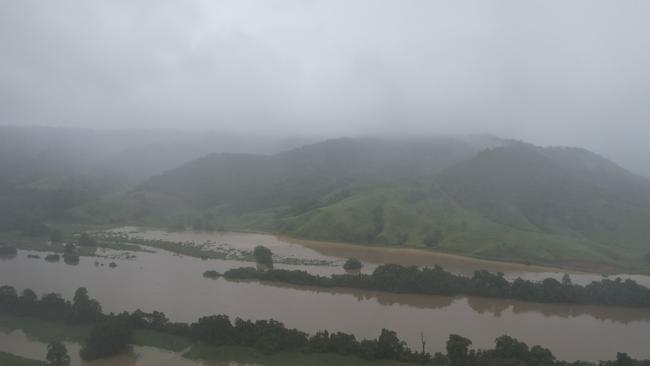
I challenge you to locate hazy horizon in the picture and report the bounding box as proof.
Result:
[2,1,650,174]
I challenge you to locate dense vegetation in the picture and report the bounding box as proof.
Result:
[253,245,274,268]
[45,341,70,366]
[222,264,650,308]
[1,284,648,365]
[344,258,363,271]
[79,322,132,361]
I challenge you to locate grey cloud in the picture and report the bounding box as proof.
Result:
[1,0,649,173]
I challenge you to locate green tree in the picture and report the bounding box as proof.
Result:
[253,245,273,268]
[446,334,472,366]
[376,329,406,360]
[70,287,102,323]
[17,289,38,314]
[343,258,362,271]
[423,229,443,247]
[615,352,634,366]
[46,341,70,366]
[494,335,528,359]
[80,321,132,361]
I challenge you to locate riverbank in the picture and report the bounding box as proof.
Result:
[5,224,646,276]
[108,225,645,275]
[221,265,650,308]
[0,315,190,352]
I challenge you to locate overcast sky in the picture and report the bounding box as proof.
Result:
[1,1,649,172]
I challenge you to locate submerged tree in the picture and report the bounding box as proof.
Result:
[343,258,363,271]
[70,287,102,323]
[253,245,273,268]
[80,321,132,361]
[46,341,70,366]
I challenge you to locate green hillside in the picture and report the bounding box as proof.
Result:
[73,138,650,271]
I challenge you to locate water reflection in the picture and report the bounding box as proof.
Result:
[3,243,650,361]
[250,279,650,323]
[0,328,201,366]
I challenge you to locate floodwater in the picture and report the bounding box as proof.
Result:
[0,328,204,366]
[3,235,650,362]
[111,227,650,286]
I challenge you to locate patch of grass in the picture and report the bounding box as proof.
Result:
[185,344,415,366]
[0,315,91,343]
[0,225,152,257]
[257,184,650,273]
[0,315,188,353]
[0,352,46,366]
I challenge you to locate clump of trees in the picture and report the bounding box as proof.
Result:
[0,285,102,322]
[80,321,132,361]
[343,258,363,271]
[46,341,70,366]
[223,264,650,308]
[62,244,79,265]
[203,270,221,279]
[45,254,60,262]
[253,245,273,268]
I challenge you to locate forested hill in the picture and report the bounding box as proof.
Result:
[0,126,308,232]
[134,136,497,210]
[79,137,650,271]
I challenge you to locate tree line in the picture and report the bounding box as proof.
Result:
[1,284,648,365]
[221,264,650,308]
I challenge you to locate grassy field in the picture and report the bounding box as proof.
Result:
[0,315,187,352]
[186,344,416,366]
[0,224,147,257]
[244,185,641,272]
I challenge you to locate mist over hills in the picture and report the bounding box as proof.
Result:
[2,126,650,271]
[67,132,650,271]
[0,126,310,230]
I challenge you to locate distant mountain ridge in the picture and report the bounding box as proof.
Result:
[0,126,309,230]
[3,126,649,271]
[77,136,650,271]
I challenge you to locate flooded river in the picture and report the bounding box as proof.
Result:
[0,328,205,366]
[2,229,650,361]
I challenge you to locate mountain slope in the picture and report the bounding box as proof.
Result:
[76,138,650,271]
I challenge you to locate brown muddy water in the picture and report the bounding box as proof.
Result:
[3,235,650,362]
[111,227,650,286]
[0,328,210,366]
